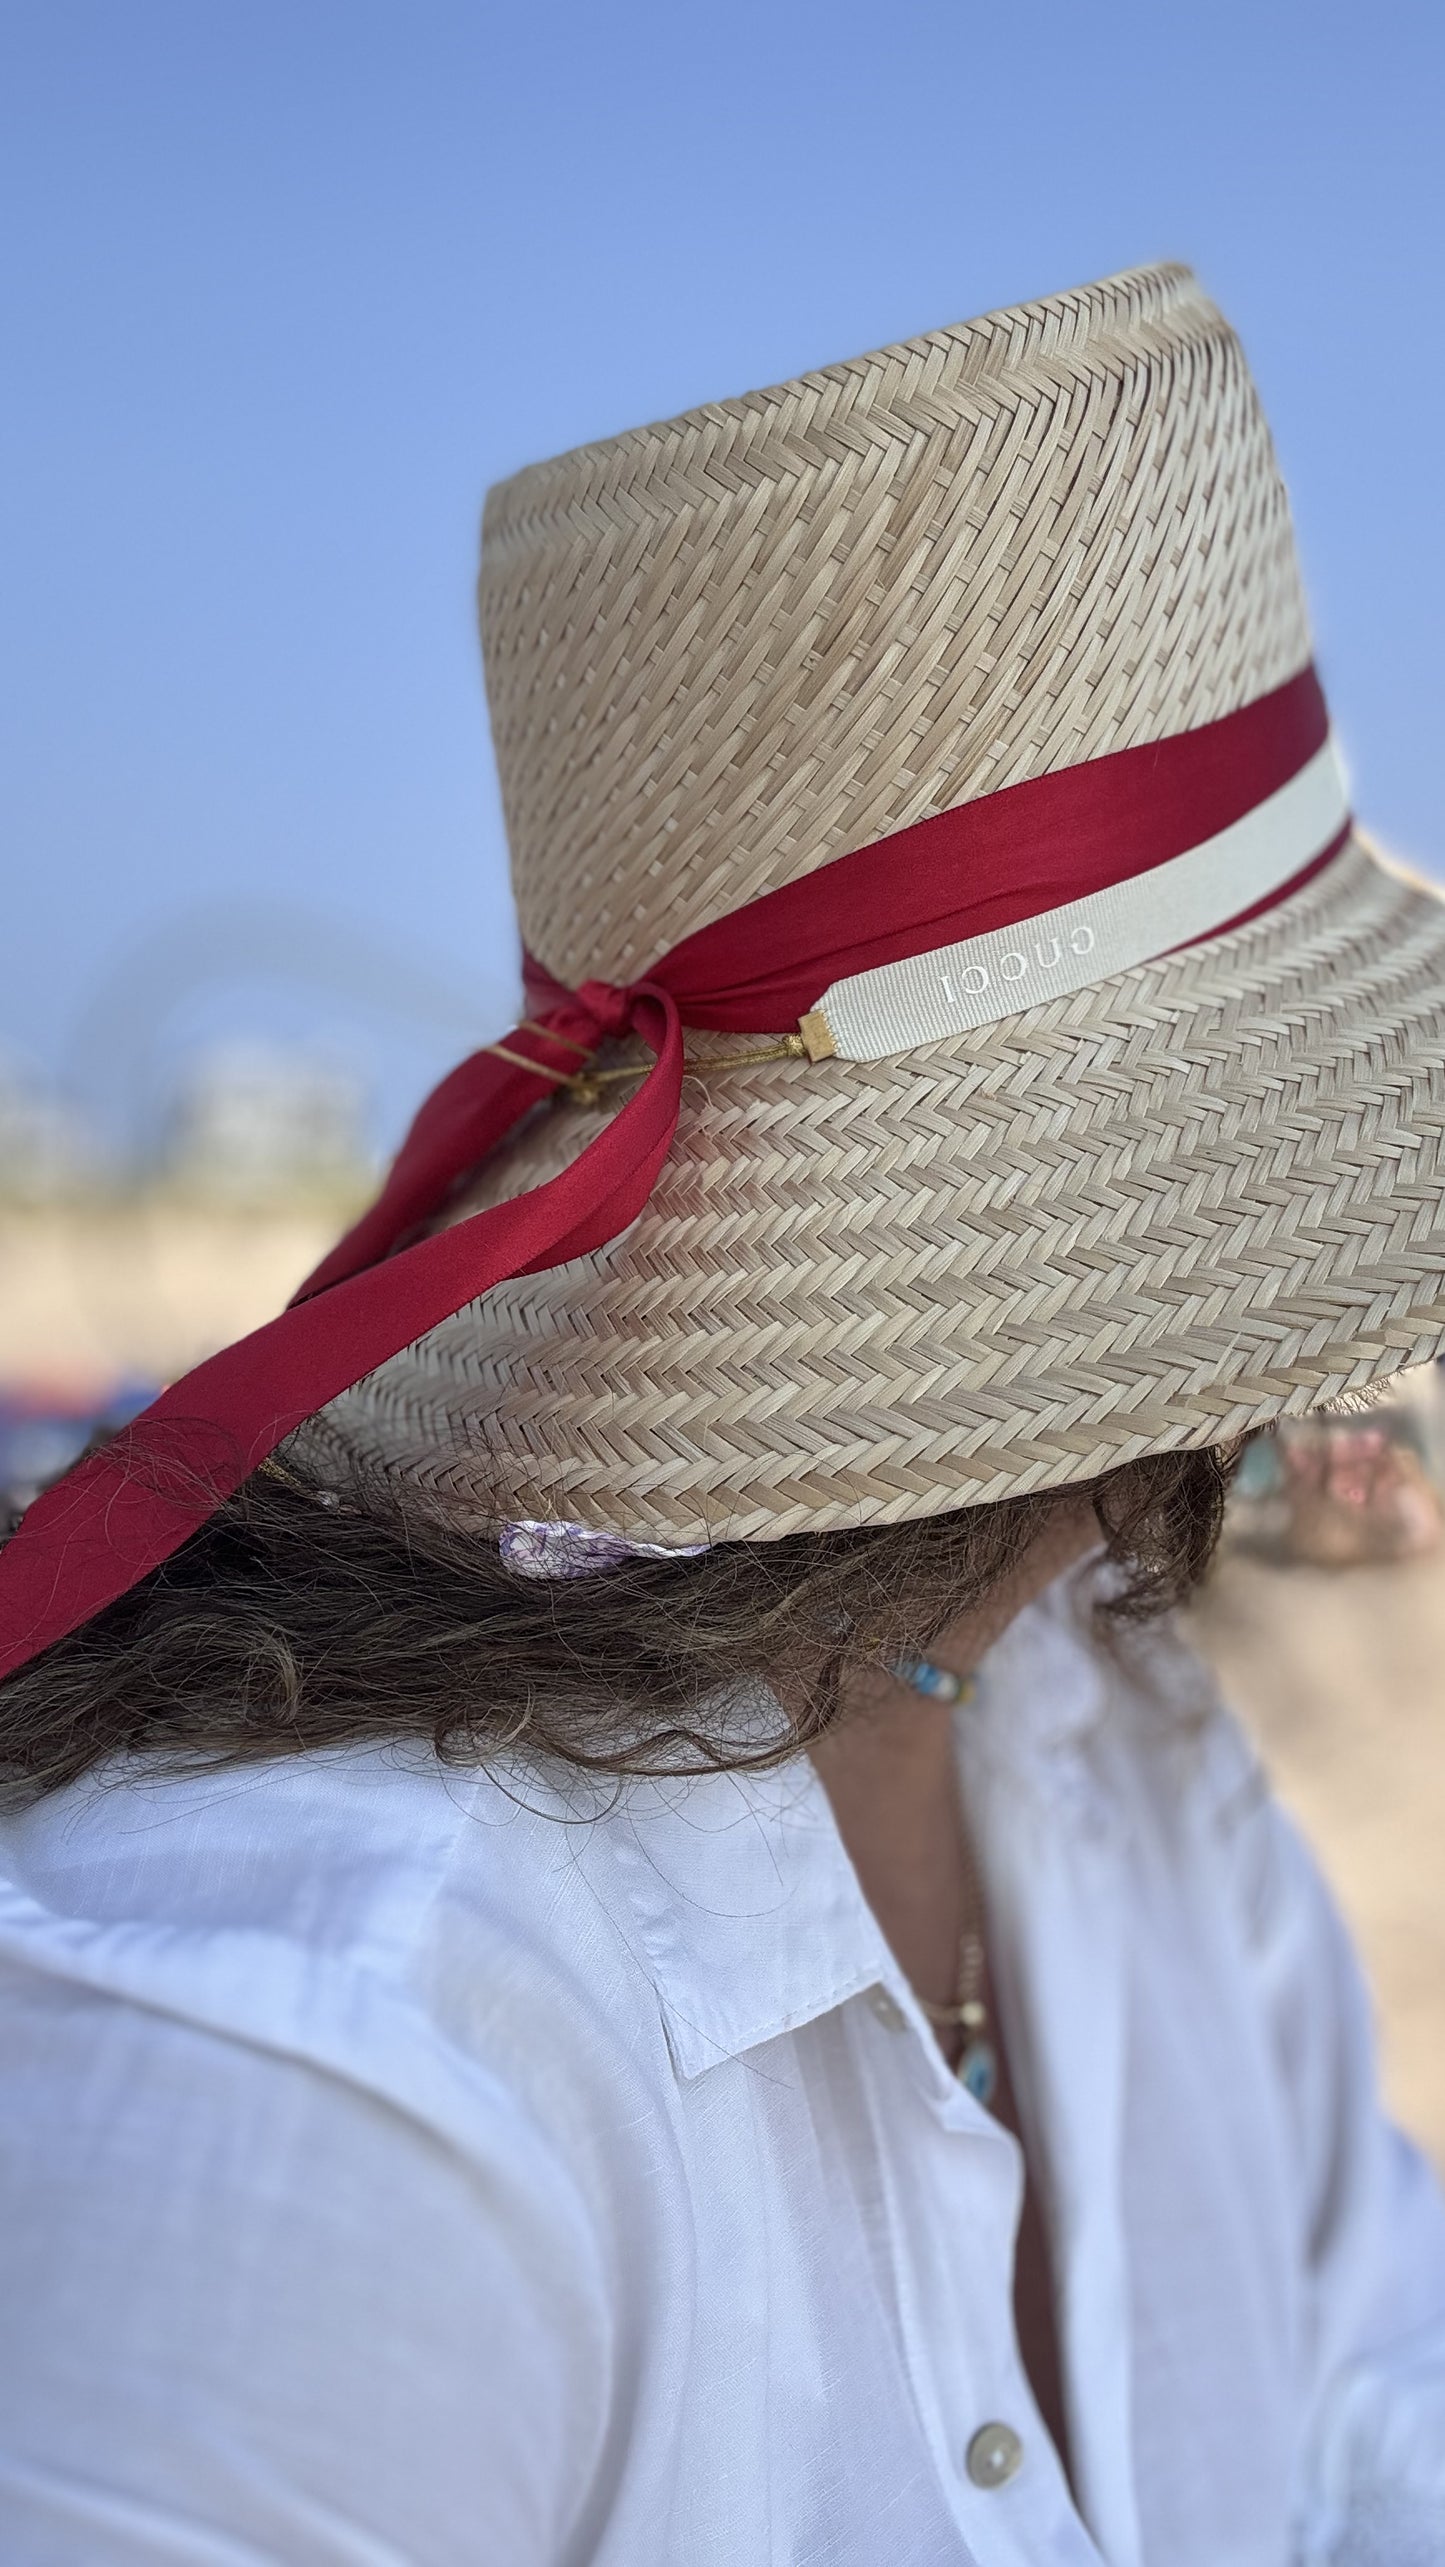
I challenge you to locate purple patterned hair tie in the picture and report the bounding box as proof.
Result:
[499,1520,710,1579]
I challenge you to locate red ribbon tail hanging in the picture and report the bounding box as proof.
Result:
[0,989,683,1683]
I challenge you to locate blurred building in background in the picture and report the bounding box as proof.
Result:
[159,1042,371,1198]
[0,891,493,1514]
[0,1034,377,1518]
[0,1052,100,1200]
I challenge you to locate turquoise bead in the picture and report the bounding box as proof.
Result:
[959,2039,998,2106]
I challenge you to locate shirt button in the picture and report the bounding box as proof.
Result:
[965,2421,1024,2488]
[865,1985,907,2031]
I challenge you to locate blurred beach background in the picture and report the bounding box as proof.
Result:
[3,0,1445,2161]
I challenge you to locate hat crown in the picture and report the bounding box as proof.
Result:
[479,262,1311,995]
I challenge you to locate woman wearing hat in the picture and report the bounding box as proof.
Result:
[0,263,1443,2562]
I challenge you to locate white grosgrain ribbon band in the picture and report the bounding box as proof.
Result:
[806,734,1350,1064]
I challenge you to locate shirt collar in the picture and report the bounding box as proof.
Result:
[582,1565,1108,2080]
[592,1752,895,2078]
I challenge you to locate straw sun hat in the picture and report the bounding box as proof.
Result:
[294,255,1445,1538]
[6,259,1445,1665]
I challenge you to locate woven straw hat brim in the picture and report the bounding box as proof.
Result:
[293,835,1445,1541]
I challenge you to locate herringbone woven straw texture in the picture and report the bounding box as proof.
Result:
[483,262,1309,988]
[290,264,1445,1535]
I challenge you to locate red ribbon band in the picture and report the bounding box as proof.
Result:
[0,663,1339,1679]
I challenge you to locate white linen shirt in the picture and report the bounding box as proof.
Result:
[0,1574,1443,2566]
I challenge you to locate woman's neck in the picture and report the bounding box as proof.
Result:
[806,1500,1098,2011]
[809,1678,969,2015]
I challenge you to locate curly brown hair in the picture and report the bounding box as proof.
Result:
[0,1436,1242,1803]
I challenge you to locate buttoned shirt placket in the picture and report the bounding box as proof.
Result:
[589,1707,1122,2563]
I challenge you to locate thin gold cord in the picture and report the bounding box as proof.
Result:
[564,1035,809,1108]
[518,1019,595,1058]
[481,1041,577,1085]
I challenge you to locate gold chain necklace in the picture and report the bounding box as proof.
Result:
[887,1649,999,2107]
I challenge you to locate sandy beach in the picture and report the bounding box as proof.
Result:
[1191,1549,1445,2170]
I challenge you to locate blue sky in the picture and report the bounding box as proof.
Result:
[3,0,1443,1151]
